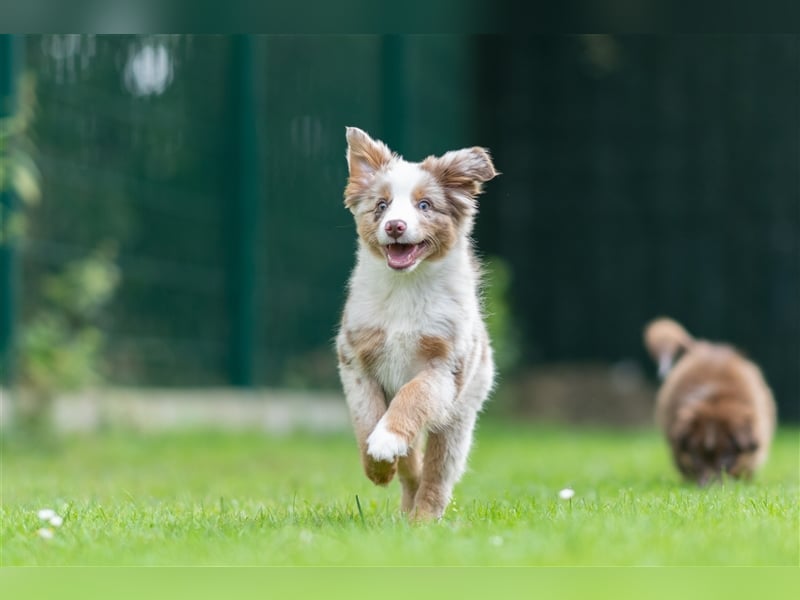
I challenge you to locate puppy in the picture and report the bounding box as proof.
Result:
[336,127,497,520]
[644,317,776,485]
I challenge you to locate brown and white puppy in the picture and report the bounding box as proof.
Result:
[644,317,776,485]
[336,127,497,521]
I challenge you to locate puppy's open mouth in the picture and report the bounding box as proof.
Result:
[384,242,428,270]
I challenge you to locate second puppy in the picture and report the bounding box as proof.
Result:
[644,318,776,485]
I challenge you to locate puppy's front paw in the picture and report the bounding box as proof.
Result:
[366,419,409,463]
[363,455,397,486]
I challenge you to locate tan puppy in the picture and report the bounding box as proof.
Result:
[336,127,497,520]
[644,318,776,485]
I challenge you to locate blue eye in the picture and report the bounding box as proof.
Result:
[376,200,388,212]
[418,199,430,211]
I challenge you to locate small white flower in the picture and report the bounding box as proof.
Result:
[558,488,575,500]
[36,528,54,539]
[489,535,504,547]
[49,515,64,527]
[37,508,56,521]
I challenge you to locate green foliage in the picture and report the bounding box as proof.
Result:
[20,245,120,394]
[2,72,121,430]
[19,318,103,393]
[2,422,796,565]
[483,255,521,375]
[19,245,119,393]
[40,244,120,321]
[13,246,119,433]
[0,74,40,243]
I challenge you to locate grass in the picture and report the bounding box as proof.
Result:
[1,420,797,566]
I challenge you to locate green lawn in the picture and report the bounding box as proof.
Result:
[1,421,797,566]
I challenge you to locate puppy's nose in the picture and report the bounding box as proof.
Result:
[384,219,407,239]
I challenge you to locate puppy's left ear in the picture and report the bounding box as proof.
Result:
[422,147,498,197]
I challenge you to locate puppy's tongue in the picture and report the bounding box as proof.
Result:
[386,243,424,270]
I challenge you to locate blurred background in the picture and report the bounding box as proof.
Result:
[1,34,797,433]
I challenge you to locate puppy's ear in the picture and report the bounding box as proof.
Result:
[422,147,498,198]
[344,127,393,209]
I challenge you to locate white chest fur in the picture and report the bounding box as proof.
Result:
[343,243,478,397]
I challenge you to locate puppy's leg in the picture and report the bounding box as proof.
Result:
[339,361,396,486]
[411,411,478,521]
[397,440,423,513]
[366,368,455,468]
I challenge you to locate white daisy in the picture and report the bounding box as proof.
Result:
[37,508,56,521]
[558,488,575,500]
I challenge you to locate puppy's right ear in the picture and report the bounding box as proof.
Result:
[344,127,393,209]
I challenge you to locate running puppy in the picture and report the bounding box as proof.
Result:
[336,127,498,520]
[644,317,776,485]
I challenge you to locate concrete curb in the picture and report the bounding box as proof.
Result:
[0,387,351,433]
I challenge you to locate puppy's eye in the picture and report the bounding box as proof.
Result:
[418,199,431,211]
[376,200,388,212]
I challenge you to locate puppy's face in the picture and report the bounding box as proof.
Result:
[343,127,496,272]
[670,405,760,485]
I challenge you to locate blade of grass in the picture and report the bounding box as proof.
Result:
[355,494,366,527]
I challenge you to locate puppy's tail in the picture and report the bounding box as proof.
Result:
[644,317,695,379]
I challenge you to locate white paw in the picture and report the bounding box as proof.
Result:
[366,420,408,462]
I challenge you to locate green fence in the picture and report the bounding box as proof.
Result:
[1,35,797,420]
[474,35,799,421]
[3,34,479,389]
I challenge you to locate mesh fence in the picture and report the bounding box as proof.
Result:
[8,34,799,419]
[18,35,478,389]
[475,36,799,420]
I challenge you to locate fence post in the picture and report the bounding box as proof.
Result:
[0,34,21,386]
[228,34,263,387]
[381,35,408,156]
